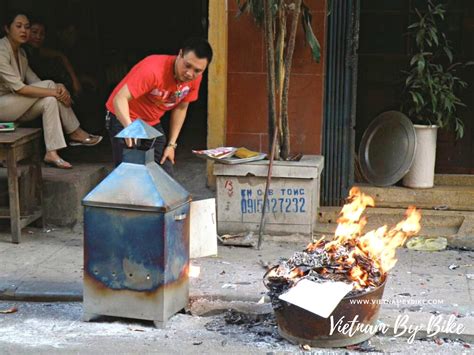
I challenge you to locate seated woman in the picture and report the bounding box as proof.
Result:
[0,12,101,169]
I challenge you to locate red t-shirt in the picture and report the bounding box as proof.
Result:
[106,55,202,126]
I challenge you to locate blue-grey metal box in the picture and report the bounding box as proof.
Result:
[82,149,191,327]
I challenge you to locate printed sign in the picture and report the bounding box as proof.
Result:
[240,188,307,214]
[216,176,315,226]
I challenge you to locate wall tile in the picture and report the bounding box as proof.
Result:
[261,134,269,154]
[228,0,239,11]
[304,0,327,13]
[228,10,265,73]
[287,74,323,153]
[228,0,326,13]
[292,15,326,75]
[226,132,262,152]
[226,73,323,154]
[226,2,328,157]
[227,73,268,133]
[257,132,321,156]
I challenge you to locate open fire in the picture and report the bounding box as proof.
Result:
[265,187,422,306]
[264,187,422,347]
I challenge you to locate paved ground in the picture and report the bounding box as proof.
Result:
[0,301,471,354]
[0,224,473,353]
[1,140,473,352]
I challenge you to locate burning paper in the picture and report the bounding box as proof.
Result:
[265,187,422,309]
[279,279,352,318]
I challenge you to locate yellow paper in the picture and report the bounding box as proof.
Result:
[234,147,260,158]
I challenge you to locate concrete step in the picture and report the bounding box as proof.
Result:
[355,175,474,211]
[318,206,464,227]
[434,173,474,186]
[42,164,112,227]
[0,163,110,227]
[317,207,461,237]
[316,206,474,250]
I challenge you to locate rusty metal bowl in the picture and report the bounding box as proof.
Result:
[272,279,387,348]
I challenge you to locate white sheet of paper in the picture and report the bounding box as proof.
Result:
[190,198,218,258]
[279,279,353,318]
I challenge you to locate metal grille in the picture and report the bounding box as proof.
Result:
[321,0,360,206]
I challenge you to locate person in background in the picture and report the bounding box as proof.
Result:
[0,12,102,169]
[26,18,81,96]
[51,21,104,134]
[105,37,213,176]
[56,22,102,96]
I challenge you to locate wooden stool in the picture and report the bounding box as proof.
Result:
[0,128,43,243]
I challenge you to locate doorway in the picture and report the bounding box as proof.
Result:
[0,0,210,159]
[356,0,474,175]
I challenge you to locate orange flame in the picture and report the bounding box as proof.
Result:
[327,188,421,287]
[289,267,305,278]
[359,206,421,272]
[335,187,374,239]
[275,188,421,291]
[349,265,369,289]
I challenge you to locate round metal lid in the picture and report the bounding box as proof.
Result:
[359,111,416,186]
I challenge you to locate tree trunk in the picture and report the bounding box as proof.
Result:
[275,7,286,155]
[280,0,302,160]
[264,0,279,156]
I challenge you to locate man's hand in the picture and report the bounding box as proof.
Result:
[160,146,176,165]
[113,84,134,148]
[124,138,138,148]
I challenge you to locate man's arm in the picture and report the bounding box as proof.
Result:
[160,101,189,165]
[112,84,133,127]
[112,84,135,147]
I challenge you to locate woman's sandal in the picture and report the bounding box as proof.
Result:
[44,158,73,169]
[69,134,103,147]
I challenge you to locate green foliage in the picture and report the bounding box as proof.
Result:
[401,1,470,139]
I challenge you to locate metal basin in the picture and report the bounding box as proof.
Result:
[274,280,387,347]
[359,111,416,186]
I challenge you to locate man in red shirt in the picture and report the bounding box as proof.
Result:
[105,37,213,175]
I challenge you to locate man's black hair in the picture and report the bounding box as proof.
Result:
[29,16,47,30]
[181,37,213,64]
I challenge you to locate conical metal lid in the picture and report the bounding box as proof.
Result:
[82,160,191,212]
[115,119,163,139]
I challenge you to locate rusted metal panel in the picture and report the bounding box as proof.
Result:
[83,272,188,325]
[164,205,190,284]
[84,207,166,291]
[83,204,190,324]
